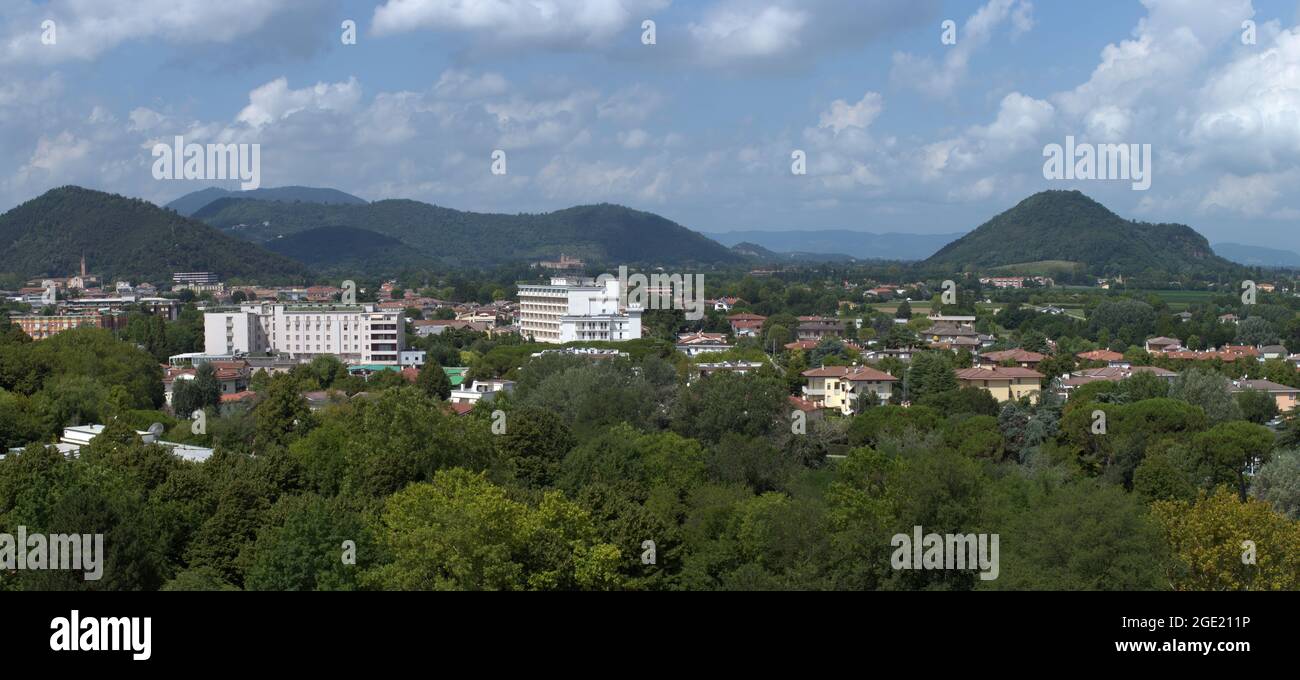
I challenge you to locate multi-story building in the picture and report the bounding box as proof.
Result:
[12,313,104,340]
[801,365,899,414]
[516,276,642,344]
[204,302,405,364]
[173,272,220,286]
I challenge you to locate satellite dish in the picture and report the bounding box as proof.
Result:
[147,422,165,436]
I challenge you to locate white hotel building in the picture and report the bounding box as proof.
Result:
[204,303,404,364]
[517,276,642,343]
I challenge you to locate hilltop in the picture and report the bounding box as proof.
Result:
[0,186,312,284]
[165,186,367,216]
[924,190,1242,276]
[192,198,741,267]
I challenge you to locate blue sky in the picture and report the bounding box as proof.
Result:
[3,0,1300,250]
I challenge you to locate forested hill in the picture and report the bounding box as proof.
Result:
[0,186,312,284]
[192,198,742,267]
[165,185,367,216]
[924,190,1244,277]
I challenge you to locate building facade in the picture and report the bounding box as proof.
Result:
[517,276,642,344]
[204,302,405,364]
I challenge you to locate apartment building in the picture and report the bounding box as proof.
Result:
[12,313,104,340]
[204,302,404,364]
[516,276,642,344]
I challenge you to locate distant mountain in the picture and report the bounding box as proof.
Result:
[924,190,1242,276]
[193,199,742,267]
[263,226,428,271]
[729,241,859,263]
[0,186,312,284]
[1213,242,1300,269]
[166,186,367,216]
[705,229,963,261]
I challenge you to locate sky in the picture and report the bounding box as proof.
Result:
[3,0,1300,250]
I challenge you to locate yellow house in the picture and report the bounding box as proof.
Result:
[1232,380,1300,413]
[802,365,899,415]
[955,367,1043,403]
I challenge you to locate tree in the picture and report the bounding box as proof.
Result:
[363,468,622,590]
[1251,449,1300,519]
[1235,316,1279,347]
[906,352,956,402]
[416,359,452,400]
[1152,487,1300,590]
[1235,388,1278,425]
[1168,368,1241,425]
[983,479,1166,590]
[670,371,786,445]
[243,494,371,591]
[492,406,576,488]
[1192,421,1274,500]
[253,374,314,452]
[895,299,912,320]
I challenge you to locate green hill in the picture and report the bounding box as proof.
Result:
[166,185,366,216]
[263,225,430,272]
[924,190,1241,276]
[0,186,313,285]
[192,198,741,267]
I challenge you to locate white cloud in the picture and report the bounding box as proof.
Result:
[371,0,669,48]
[0,0,314,63]
[236,77,363,128]
[818,92,883,135]
[891,0,1035,98]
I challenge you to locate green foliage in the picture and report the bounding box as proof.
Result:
[924,190,1245,277]
[0,186,310,283]
[363,469,623,590]
[194,198,741,267]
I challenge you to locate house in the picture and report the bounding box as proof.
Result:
[1144,336,1183,353]
[801,365,898,415]
[796,318,846,341]
[727,313,766,338]
[978,348,1046,369]
[449,379,516,405]
[692,361,764,381]
[1260,345,1288,360]
[1219,345,1261,361]
[926,313,976,328]
[922,322,980,345]
[1076,349,1128,367]
[860,347,919,363]
[955,367,1044,403]
[709,297,742,312]
[1218,313,1240,324]
[1055,366,1177,395]
[1230,379,1300,413]
[302,390,348,411]
[219,390,260,414]
[1288,354,1300,370]
[1175,311,1194,322]
[675,331,733,356]
[788,396,826,423]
